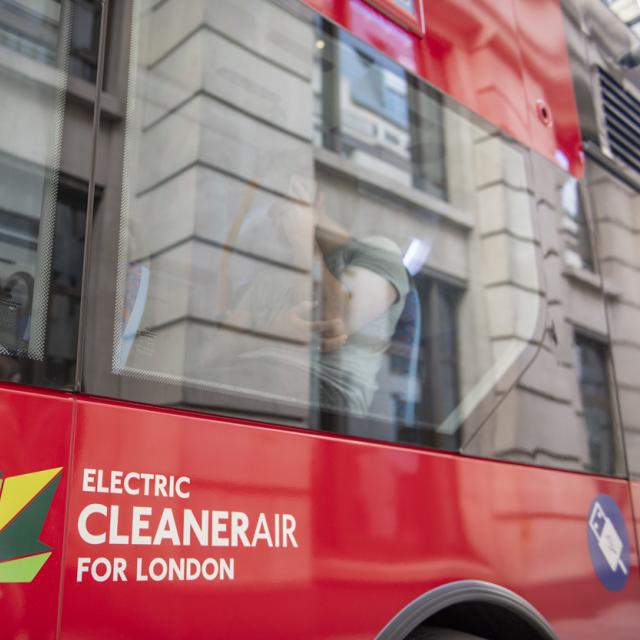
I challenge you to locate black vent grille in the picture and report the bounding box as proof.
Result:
[598,68,640,175]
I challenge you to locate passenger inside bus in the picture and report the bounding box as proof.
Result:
[307,201,410,414]
[207,180,410,417]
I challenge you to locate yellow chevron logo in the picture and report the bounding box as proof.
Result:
[0,467,63,583]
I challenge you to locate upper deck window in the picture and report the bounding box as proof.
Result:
[0,0,623,476]
[0,0,61,65]
[81,2,544,454]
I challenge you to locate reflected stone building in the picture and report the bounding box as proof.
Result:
[1,0,639,480]
[107,0,591,472]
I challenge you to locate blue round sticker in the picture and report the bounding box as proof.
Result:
[587,494,631,592]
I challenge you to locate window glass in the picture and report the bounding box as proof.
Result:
[67,0,100,82]
[586,159,640,478]
[561,177,594,271]
[463,153,626,477]
[0,0,99,386]
[0,0,101,80]
[82,0,545,451]
[0,0,60,65]
[575,333,615,475]
[313,25,445,198]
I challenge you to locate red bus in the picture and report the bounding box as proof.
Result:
[1,0,640,637]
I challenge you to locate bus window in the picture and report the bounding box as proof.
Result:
[0,0,99,388]
[80,0,621,474]
[80,0,542,453]
[464,151,625,476]
[586,159,640,478]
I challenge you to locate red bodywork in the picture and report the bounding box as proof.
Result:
[1,386,639,638]
[303,0,584,177]
[0,387,73,639]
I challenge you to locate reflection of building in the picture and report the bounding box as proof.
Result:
[0,0,100,380]
[92,2,600,475]
[114,0,599,470]
[604,0,640,36]
[2,0,637,478]
[560,0,640,478]
[314,24,445,196]
[469,0,640,477]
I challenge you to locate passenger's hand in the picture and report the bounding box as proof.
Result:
[272,301,348,352]
[312,316,348,352]
[291,301,348,351]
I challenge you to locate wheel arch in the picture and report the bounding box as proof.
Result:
[375,580,560,640]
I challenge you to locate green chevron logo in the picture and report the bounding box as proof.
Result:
[0,467,63,582]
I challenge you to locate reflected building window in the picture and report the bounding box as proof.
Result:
[313,20,447,199]
[40,177,91,387]
[386,275,461,443]
[0,0,91,385]
[0,154,89,384]
[0,0,60,65]
[68,0,100,81]
[575,333,615,475]
[0,152,43,355]
[561,177,594,271]
[0,0,101,81]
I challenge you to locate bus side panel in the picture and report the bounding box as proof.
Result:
[512,0,584,176]
[301,0,583,176]
[59,398,640,639]
[0,384,73,640]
